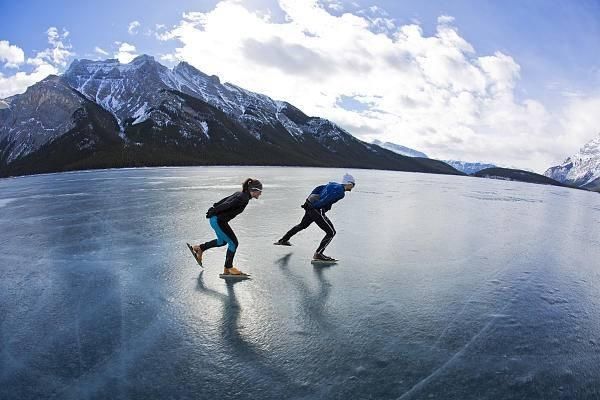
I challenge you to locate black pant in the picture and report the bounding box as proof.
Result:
[281,207,336,254]
[200,217,239,268]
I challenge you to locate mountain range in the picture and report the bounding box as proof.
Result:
[474,167,575,188]
[2,54,599,193]
[0,55,460,178]
[371,139,497,175]
[442,160,497,175]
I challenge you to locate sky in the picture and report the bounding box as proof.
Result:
[1,0,600,172]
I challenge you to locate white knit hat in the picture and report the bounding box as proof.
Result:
[342,173,355,185]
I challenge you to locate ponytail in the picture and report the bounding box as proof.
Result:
[242,178,253,193]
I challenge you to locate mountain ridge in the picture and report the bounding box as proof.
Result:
[0,55,462,178]
[474,167,579,189]
[443,160,497,175]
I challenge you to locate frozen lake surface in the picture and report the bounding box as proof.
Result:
[1,166,600,399]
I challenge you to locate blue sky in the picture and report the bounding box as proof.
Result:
[1,0,600,171]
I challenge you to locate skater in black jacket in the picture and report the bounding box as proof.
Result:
[187,178,263,276]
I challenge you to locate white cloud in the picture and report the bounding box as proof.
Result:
[159,53,179,64]
[154,24,170,40]
[552,96,600,162]
[114,42,137,63]
[35,27,73,67]
[0,27,73,98]
[0,63,57,99]
[155,0,600,171]
[368,5,388,16]
[0,40,25,68]
[128,20,141,35]
[437,15,455,25]
[323,0,343,12]
[94,46,109,56]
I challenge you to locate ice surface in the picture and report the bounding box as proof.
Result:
[1,167,600,399]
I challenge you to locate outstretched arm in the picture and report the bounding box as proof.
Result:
[207,193,244,216]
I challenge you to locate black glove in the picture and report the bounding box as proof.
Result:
[206,207,215,218]
[301,200,313,210]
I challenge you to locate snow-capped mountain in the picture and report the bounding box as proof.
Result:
[0,55,462,177]
[62,55,350,145]
[443,160,497,175]
[63,56,210,139]
[544,134,600,190]
[371,140,428,158]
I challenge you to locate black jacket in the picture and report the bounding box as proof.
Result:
[206,191,251,222]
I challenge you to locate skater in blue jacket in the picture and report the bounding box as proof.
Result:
[275,173,355,261]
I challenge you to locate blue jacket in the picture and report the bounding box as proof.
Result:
[309,182,345,210]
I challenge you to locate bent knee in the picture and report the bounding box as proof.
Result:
[227,240,238,252]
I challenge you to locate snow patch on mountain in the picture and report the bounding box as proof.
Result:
[306,119,347,143]
[132,102,149,125]
[372,140,427,158]
[444,160,497,175]
[199,121,209,138]
[544,133,600,187]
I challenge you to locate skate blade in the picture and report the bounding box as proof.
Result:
[219,273,251,280]
[311,259,338,265]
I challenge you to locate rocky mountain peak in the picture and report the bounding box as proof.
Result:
[174,61,201,74]
[0,77,91,163]
[544,133,600,188]
[580,133,600,156]
[131,54,155,64]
